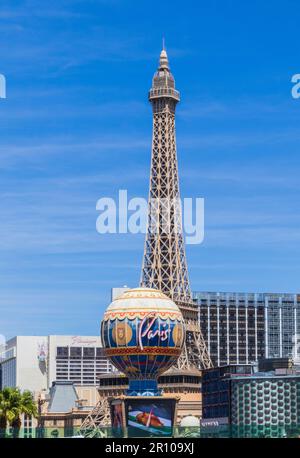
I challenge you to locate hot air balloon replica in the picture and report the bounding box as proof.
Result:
[101,287,185,395]
[101,287,185,436]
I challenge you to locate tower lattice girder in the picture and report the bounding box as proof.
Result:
[141,67,190,303]
[140,47,212,372]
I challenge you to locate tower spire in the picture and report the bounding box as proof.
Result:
[159,46,169,70]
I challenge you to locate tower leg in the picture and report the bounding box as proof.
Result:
[79,398,110,438]
[174,312,213,371]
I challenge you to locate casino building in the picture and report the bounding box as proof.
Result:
[201,359,300,438]
[0,335,113,392]
[97,369,202,423]
[194,292,300,367]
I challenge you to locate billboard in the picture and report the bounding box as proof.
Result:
[125,398,176,437]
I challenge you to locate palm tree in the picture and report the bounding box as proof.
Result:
[11,389,38,438]
[0,387,38,438]
[0,387,19,438]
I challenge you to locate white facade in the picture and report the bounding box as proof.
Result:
[0,335,114,394]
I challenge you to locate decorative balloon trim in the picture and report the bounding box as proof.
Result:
[103,310,184,321]
[104,346,182,356]
[113,289,170,301]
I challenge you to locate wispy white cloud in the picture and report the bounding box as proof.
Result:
[178,128,300,150]
[0,2,190,76]
[0,137,149,168]
[179,96,300,120]
[0,100,147,121]
[204,225,300,248]
[0,0,124,19]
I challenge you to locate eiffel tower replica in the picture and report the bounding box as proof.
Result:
[140,45,212,372]
[80,46,212,436]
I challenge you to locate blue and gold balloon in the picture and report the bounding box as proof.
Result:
[101,288,185,380]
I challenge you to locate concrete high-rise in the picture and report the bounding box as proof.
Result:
[0,335,114,393]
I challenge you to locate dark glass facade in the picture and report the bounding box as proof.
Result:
[194,292,300,366]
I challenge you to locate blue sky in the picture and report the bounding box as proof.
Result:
[1,0,300,338]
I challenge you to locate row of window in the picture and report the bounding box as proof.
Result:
[56,346,105,357]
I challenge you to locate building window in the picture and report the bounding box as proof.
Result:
[83,347,95,358]
[70,347,82,358]
[57,347,68,357]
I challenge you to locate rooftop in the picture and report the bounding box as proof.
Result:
[47,381,79,413]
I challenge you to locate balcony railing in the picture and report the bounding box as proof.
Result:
[149,87,180,101]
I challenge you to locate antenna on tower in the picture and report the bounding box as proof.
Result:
[162,36,165,50]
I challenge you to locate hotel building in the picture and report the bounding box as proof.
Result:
[201,360,300,438]
[0,335,114,393]
[194,292,300,366]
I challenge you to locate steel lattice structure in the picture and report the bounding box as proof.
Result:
[80,47,212,436]
[79,397,110,437]
[140,47,212,372]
